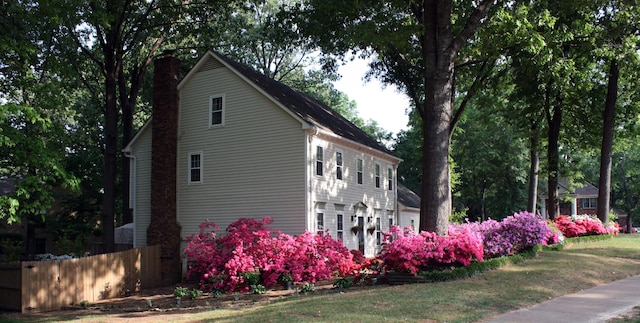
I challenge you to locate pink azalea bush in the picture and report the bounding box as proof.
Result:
[554,215,619,238]
[455,211,554,258]
[184,217,357,292]
[379,225,484,274]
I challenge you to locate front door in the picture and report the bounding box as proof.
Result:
[357,216,365,253]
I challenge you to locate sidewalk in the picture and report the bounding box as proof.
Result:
[484,274,640,323]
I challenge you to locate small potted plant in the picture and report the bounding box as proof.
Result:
[281,273,293,290]
[351,225,362,235]
[173,286,189,305]
[367,226,376,235]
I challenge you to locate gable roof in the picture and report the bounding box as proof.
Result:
[398,183,420,209]
[539,178,599,198]
[125,51,399,160]
[207,51,395,156]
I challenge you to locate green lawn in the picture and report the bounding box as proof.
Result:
[4,235,640,323]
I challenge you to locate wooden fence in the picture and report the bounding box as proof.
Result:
[0,245,161,313]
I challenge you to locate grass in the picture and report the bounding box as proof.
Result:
[3,234,640,323]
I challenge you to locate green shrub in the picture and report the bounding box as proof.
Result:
[0,238,23,262]
[173,286,189,300]
[300,283,315,294]
[249,284,266,294]
[188,288,203,299]
[333,277,354,289]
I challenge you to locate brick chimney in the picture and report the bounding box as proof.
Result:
[148,51,182,285]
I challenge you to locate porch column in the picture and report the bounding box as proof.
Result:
[571,198,577,216]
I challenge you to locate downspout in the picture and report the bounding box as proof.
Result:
[305,126,319,232]
[123,151,136,247]
[394,162,399,227]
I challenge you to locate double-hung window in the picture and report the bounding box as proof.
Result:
[375,164,381,188]
[189,153,202,184]
[210,95,225,127]
[388,168,393,190]
[580,198,597,209]
[356,158,363,184]
[336,213,344,241]
[375,217,381,245]
[317,212,324,235]
[336,151,343,180]
[316,146,324,176]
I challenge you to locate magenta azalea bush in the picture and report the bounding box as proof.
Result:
[379,225,484,274]
[184,217,357,292]
[455,211,554,258]
[554,215,619,238]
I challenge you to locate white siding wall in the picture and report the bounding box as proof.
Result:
[129,126,152,247]
[177,57,307,239]
[309,136,397,256]
[400,207,420,233]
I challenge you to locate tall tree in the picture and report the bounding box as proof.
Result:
[595,1,640,224]
[50,0,219,252]
[0,0,79,256]
[301,0,499,234]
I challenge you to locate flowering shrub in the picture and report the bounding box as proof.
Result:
[454,211,552,259]
[379,225,484,274]
[554,215,619,238]
[184,217,357,292]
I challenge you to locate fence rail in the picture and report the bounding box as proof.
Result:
[0,245,161,313]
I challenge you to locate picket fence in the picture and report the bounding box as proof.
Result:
[0,245,161,313]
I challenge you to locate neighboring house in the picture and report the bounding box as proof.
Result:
[124,50,402,279]
[539,178,626,219]
[398,183,420,232]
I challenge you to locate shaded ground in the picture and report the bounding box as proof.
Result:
[0,279,346,322]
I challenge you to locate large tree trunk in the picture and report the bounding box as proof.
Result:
[419,0,455,235]
[620,156,634,233]
[102,50,118,253]
[597,59,618,224]
[527,121,539,213]
[118,70,134,224]
[546,102,562,220]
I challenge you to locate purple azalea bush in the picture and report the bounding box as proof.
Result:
[452,211,552,258]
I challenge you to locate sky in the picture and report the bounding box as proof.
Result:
[332,58,411,135]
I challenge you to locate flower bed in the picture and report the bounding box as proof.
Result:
[554,215,619,238]
[184,217,358,292]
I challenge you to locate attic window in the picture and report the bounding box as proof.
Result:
[210,95,225,127]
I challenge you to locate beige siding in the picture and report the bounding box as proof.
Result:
[129,126,152,247]
[177,57,307,239]
[309,137,397,256]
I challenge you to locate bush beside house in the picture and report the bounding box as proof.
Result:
[184,212,617,294]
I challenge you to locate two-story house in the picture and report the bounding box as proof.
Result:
[123,51,402,279]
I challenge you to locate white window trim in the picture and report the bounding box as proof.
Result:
[188,152,203,184]
[387,167,394,191]
[356,158,364,185]
[375,163,381,188]
[209,94,225,128]
[315,146,324,177]
[336,213,344,241]
[336,150,343,181]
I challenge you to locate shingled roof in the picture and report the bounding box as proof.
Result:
[213,51,394,156]
[398,183,420,209]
